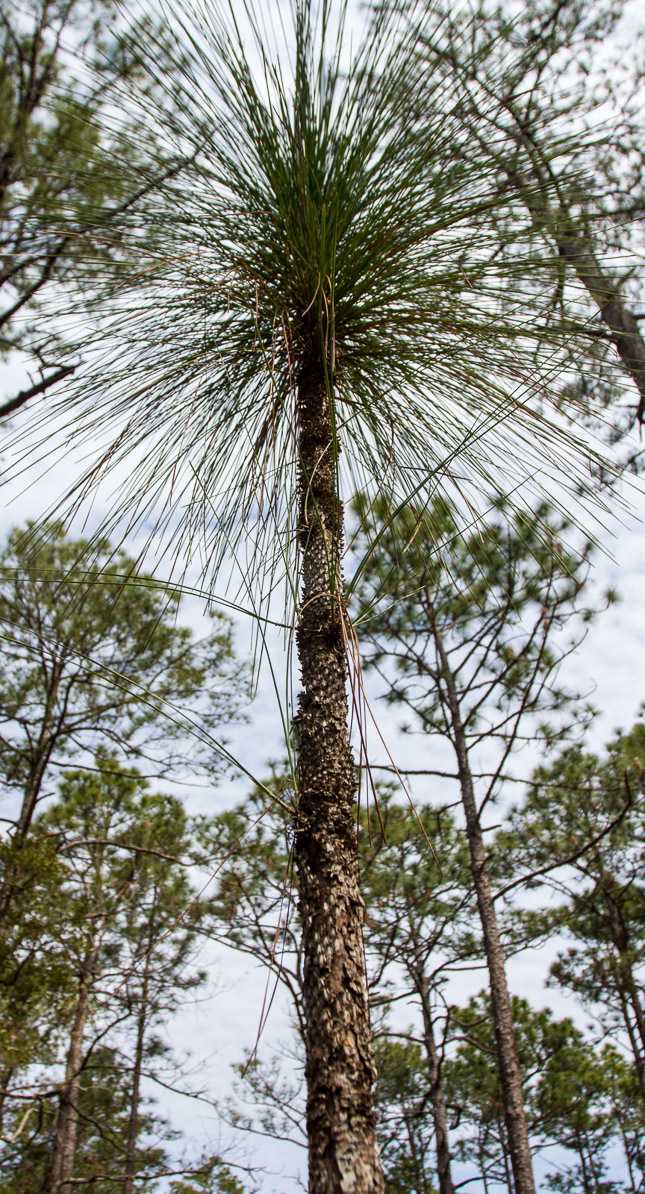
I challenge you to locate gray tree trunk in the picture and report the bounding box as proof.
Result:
[123,971,149,1194]
[294,358,383,1194]
[519,173,645,423]
[413,970,456,1194]
[432,620,536,1194]
[47,958,92,1194]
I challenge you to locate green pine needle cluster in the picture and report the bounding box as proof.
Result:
[5,0,617,603]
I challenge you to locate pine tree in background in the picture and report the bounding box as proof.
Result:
[0,520,242,917]
[360,791,476,1194]
[401,0,645,461]
[444,991,638,1192]
[353,496,608,1194]
[0,759,239,1193]
[500,719,645,1114]
[0,0,182,419]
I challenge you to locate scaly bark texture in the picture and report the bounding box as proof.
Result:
[432,620,536,1194]
[294,357,383,1194]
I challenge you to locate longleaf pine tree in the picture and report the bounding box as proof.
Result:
[4,2,625,1189]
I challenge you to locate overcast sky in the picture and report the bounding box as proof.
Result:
[2,360,644,1191]
[2,0,645,1187]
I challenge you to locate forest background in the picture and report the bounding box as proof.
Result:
[1,0,645,1191]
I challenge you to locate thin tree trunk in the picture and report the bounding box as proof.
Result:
[46,956,93,1194]
[123,975,148,1194]
[424,38,645,423]
[124,904,156,1194]
[614,970,645,1108]
[523,179,645,421]
[595,872,645,1106]
[294,357,383,1194]
[413,969,456,1194]
[499,1122,515,1194]
[432,619,536,1194]
[470,72,645,423]
[575,1130,593,1194]
[404,1104,426,1192]
[478,1132,490,1194]
[0,1065,14,1132]
[602,878,645,1057]
[620,1121,638,1193]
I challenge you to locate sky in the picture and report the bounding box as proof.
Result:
[2,351,644,1192]
[2,0,645,1189]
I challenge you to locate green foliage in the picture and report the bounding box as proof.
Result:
[353,495,601,768]
[0,520,243,816]
[402,0,645,455]
[169,1161,249,1194]
[374,1036,438,1194]
[0,0,179,410]
[0,755,230,1187]
[199,755,645,1189]
[499,717,645,1098]
[1,3,641,1186]
[4,0,615,596]
[445,991,637,1191]
[359,787,479,1003]
[0,1045,171,1194]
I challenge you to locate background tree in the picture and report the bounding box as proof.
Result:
[0,0,186,420]
[372,1036,438,1194]
[197,775,304,1045]
[360,790,477,1194]
[204,783,471,1192]
[500,718,645,1109]
[0,757,235,1193]
[404,0,645,454]
[444,991,642,1193]
[353,495,608,1194]
[0,520,243,915]
[0,1044,173,1194]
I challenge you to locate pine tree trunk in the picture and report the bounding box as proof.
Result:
[413,968,455,1194]
[123,973,148,1194]
[432,620,536,1194]
[514,163,645,423]
[46,957,92,1194]
[596,872,645,1106]
[294,357,383,1194]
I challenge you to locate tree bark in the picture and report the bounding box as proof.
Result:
[432,619,536,1194]
[123,970,149,1194]
[422,36,645,424]
[294,357,383,1194]
[45,956,93,1194]
[521,177,645,423]
[413,968,456,1194]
